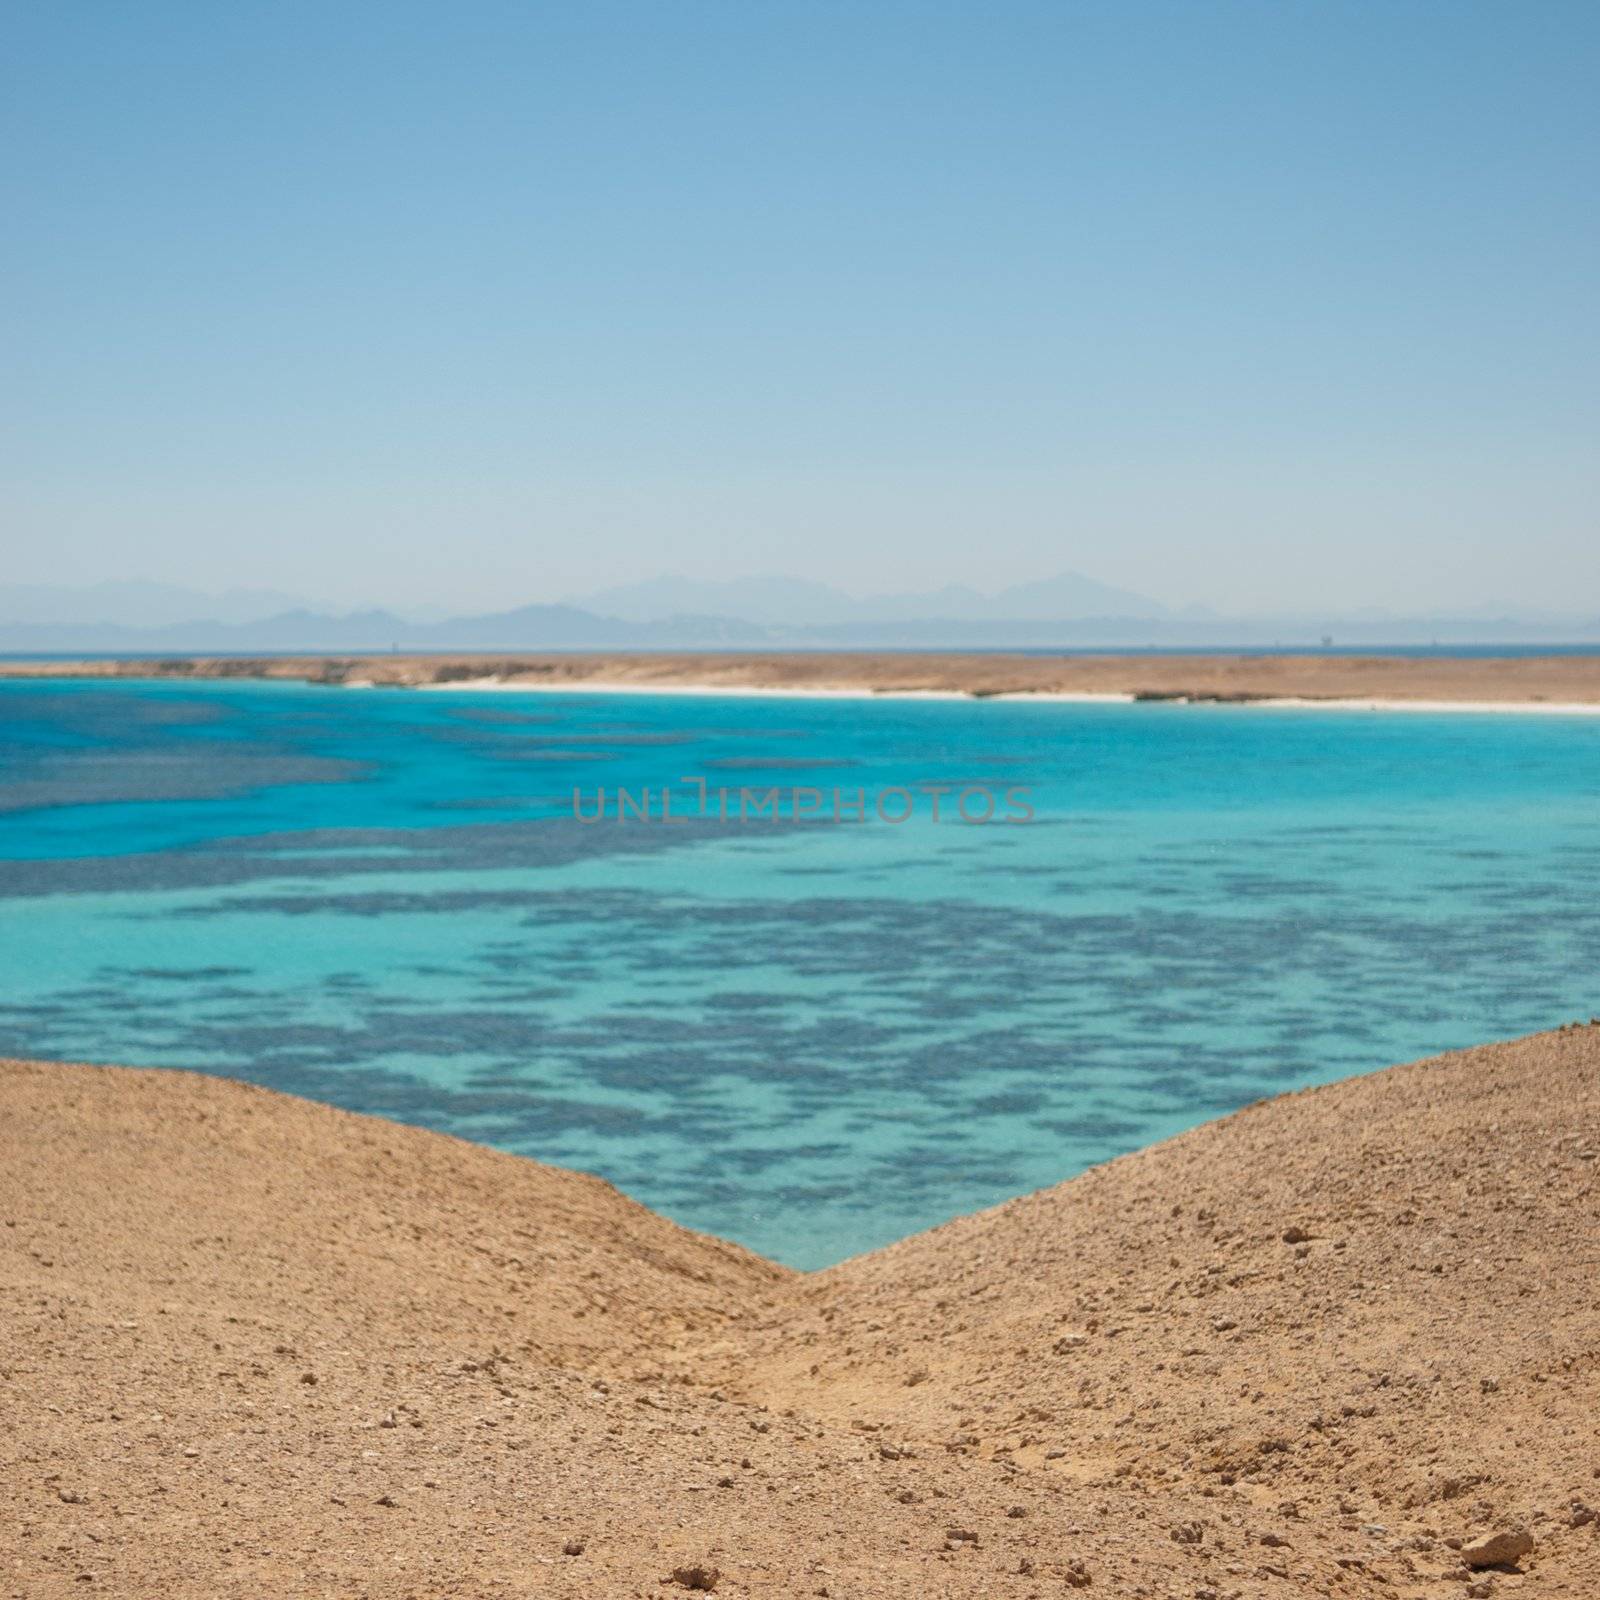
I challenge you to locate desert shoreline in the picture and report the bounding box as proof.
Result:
[404,676,1600,715]
[3,1026,1597,1596]
[5,647,1600,712]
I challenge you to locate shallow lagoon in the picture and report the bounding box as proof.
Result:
[2,676,1597,1265]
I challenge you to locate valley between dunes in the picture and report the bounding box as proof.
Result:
[3,1027,1598,1598]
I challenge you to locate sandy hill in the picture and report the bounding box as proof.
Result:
[3,1029,1598,1597]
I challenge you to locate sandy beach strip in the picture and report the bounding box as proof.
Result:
[404,676,1600,714]
[409,676,1141,704]
[6,649,1600,711]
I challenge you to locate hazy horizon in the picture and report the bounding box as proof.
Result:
[2,569,1598,639]
[5,4,1597,616]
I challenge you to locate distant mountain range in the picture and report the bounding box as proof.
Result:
[572,572,1171,625]
[0,574,1596,651]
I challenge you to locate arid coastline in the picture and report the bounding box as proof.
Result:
[5,649,1600,710]
[4,1026,1597,1596]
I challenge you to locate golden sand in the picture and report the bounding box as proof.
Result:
[4,1026,1598,1595]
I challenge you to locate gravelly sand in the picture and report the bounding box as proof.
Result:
[5,649,1600,707]
[3,1026,1598,1596]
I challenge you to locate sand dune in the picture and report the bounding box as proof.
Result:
[4,1029,1598,1596]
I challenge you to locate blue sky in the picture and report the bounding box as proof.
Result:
[3,2,1596,614]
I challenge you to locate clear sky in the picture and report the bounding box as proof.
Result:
[3,2,1596,615]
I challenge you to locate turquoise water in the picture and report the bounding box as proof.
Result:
[2,676,1598,1266]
